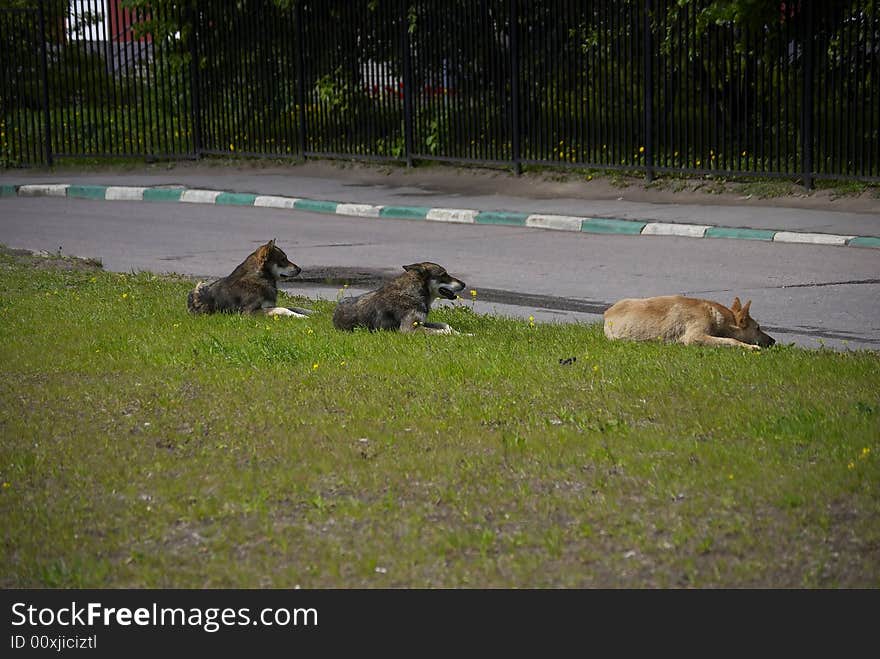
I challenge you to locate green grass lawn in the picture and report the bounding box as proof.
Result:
[0,246,877,588]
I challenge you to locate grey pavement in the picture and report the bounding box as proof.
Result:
[2,165,878,236]
[1,194,878,351]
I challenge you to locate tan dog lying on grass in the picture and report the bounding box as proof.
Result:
[603,295,776,349]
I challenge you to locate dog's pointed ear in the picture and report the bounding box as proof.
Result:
[402,263,422,273]
[741,299,752,319]
[268,239,276,249]
[731,297,742,313]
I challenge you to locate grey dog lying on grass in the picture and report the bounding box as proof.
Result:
[187,239,313,317]
[332,262,467,334]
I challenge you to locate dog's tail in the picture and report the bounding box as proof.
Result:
[287,306,315,317]
[187,281,208,314]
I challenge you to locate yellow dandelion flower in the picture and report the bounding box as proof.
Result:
[122,293,128,299]
[639,146,645,154]
[470,289,477,299]
[229,144,235,151]
[307,328,314,335]
[860,447,871,459]
[312,362,319,370]
[2,482,10,489]
[695,159,702,166]
[847,461,855,470]
[728,474,734,480]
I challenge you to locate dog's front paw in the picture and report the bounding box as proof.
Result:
[266,307,299,317]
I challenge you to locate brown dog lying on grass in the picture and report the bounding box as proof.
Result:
[603,295,776,349]
[187,239,312,317]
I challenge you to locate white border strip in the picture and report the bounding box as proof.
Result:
[180,189,222,204]
[642,222,712,238]
[105,186,146,201]
[18,184,69,197]
[773,231,854,246]
[254,195,299,209]
[426,208,478,224]
[525,214,584,231]
[336,203,383,217]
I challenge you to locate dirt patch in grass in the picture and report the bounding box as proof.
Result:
[0,245,103,272]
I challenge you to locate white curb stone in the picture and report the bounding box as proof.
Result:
[772,231,853,246]
[18,184,69,197]
[253,195,298,209]
[426,208,478,223]
[105,186,146,201]
[337,203,383,217]
[180,189,222,204]
[642,222,711,238]
[525,214,584,231]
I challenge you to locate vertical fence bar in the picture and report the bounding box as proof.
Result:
[401,0,414,167]
[188,1,201,158]
[509,0,521,174]
[37,0,53,165]
[643,0,653,181]
[801,0,814,189]
[295,0,307,158]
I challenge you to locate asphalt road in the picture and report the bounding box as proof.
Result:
[1,196,878,350]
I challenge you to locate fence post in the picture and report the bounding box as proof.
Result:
[188,1,202,159]
[509,0,521,175]
[295,0,307,160]
[801,1,814,190]
[37,0,53,166]
[643,0,654,182]
[401,1,415,167]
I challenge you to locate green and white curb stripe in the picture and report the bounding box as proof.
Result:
[4,182,878,249]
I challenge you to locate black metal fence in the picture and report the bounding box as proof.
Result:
[2,0,878,186]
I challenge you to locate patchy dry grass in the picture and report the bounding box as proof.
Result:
[0,247,878,587]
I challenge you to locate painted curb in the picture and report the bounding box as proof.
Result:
[426,208,478,223]
[337,203,383,217]
[106,186,146,201]
[216,192,258,206]
[705,226,775,241]
[142,188,183,202]
[4,181,878,249]
[474,211,529,226]
[180,189,222,204]
[526,214,584,232]
[642,222,712,238]
[580,218,645,234]
[18,183,69,197]
[254,195,298,209]
[848,236,880,248]
[379,205,431,220]
[67,184,108,200]
[773,231,854,246]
